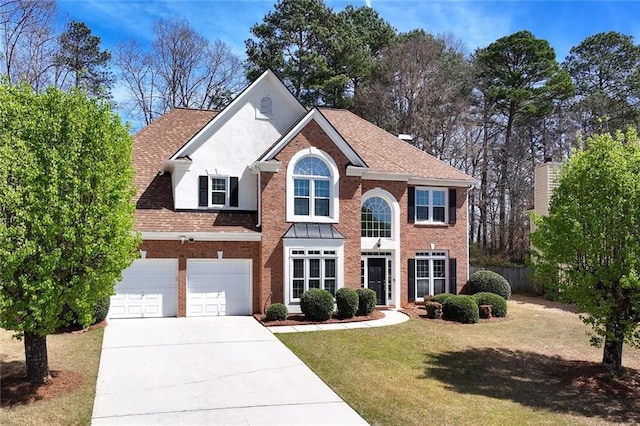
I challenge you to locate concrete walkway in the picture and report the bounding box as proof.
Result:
[92,316,367,425]
[269,310,409,333]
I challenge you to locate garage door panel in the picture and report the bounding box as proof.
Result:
[109,259,178,319]
[187,260,251,316]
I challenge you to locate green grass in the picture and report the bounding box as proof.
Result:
[0,326,104,426]
[278,299,640,425]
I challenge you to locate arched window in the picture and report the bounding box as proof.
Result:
[361,196,392,237]
[293,157,331,216]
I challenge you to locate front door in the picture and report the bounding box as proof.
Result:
[367,258,386,305]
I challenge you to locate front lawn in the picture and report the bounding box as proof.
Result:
[278,298,640,425]
[0,326,104,426]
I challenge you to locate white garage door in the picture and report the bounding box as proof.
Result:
[109,259,178,319]
[187,259,252,316]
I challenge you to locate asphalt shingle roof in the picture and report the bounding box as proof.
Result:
[133,108,258,233]
[132,107,473,233]
[319,108,474,182]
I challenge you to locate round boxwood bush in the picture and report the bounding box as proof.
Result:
[265,303,288,321]
[336,287,359,319]
[442,295,479,324]
[300,289,335,321]
[473,292,507,318]
[467,270,511,300]
[431,293,454,304]
[60,295,112,327]
[92,296,111,324]
[356,288,376,316]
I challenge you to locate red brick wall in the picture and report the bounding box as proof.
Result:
[260,121,362,308]
[399,186,469,304]
[140,240,261,316]
[259,120,470,309]
[361,180,469,305]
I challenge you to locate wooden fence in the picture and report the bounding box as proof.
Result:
[469,266,536,294]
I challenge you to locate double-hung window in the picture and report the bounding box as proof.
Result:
[198,175,239,208]
[415,251,447,300]
[290,249,337,301]
[210,177,227,206]
[293,157,331,217]
[415,187,446,224]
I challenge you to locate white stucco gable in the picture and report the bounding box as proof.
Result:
[163,70,307,211]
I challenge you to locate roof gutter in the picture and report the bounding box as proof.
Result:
[135,231,261,242]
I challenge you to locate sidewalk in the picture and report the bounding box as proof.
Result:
[269,310,409,334]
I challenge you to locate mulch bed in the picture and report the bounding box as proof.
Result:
[1,321,106,408]
[0,370,83,407]
[256,309,384,327]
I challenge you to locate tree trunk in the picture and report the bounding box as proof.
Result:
[479,101,490,250]
[498,104,516,253]
[24,332,51,384]
[602,329,624,374]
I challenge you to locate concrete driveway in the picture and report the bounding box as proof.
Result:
[92,317,367,425]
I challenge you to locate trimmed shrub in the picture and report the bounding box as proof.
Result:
[467,270,511,300]
[356,288,376,316]
[265,303,288,321]
[431,293,454,304]
[442,295,479,324]
[92,296,111,324]
[300,289,334,321]
[472,292,507,317]
[336,287,359,319]
[60,295,111,327]
[424,301,443,319]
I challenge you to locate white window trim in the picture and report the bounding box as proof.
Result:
[208,175,229,208]
[286,147,340,223]
[361,188,400,251]
[415,251,448,301]
[283,239,344,310]
[289,251,338,302]
[415,186,448,225]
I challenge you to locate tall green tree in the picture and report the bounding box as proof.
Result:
[325,5,395,107]
[55,20,112,96]
[245,0,395,107]
[563,31,640,136]
[473,30,573,253]
[0,84,138,383]
[531,130,640,374]
[245,0,335,106]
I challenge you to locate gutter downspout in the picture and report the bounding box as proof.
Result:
[466,184,473,282]
[256,171,261,228]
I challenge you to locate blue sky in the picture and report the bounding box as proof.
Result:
[57,0,640,62]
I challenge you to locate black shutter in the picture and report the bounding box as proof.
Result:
[448,188,457,224]
[198,176,208,207]
[449,258,457,294]
[408,187,415,223]
[408,258,416,302]
[229,177,239,207]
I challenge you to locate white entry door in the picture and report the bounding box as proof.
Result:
[109,259,178,318]
[187,259,252,316]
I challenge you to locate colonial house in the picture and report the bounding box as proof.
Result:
[109,70,476,318]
